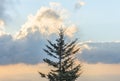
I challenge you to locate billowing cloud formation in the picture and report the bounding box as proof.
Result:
[0,2,120,65]
[0,34,46,65]
[0,4,77,65]
[1,33,120,65]
[78,42,120,64]
[16,5,77,39]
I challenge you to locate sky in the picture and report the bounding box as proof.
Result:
[0,0,120,81]
[1,0,120,41]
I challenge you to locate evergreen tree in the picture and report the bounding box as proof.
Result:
[39,29,82,81]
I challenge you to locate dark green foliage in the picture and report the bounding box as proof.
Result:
[39,29,82,81]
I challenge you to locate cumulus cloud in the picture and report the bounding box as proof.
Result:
[75,1,86,9]
[0,4,78,65]
[78,42,120,64]
[0,33,46,65]
[1,30,120,65]
[1,2,120,65]
[1,33,120,64]
[1,34,120,65]
[15,5,77,39]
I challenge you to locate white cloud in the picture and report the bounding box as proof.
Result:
[0,20,4,27]
[0,20,7,36]
[65,24,78,37]
[0,4,78,65]
[15,5,77,39]
[0,2,120,65]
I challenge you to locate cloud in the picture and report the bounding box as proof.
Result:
[0,2,120,65]
[75,1,86,9]
[0,20,4,27]
[0,34,47,65]
[0,4,78,65]
[0,20,5,30]
[78,42,120,64]
[1,33,120,64]
[15,5,77,39]
[0,20,8,36]
[1,33,120,65]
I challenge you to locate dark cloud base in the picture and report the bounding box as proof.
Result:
[0,33,120,65]
[0,33,46,65]
[78,42,120,64]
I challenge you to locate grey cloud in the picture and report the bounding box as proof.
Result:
[0,32,48,65]
[1,29,120,65]
[0,23,75,65]
[78,42,120,64]
[0,2,119,65]
[1,32,120,65]
[0,6,77,65]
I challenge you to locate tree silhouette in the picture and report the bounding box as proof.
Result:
[39,29,82,81]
